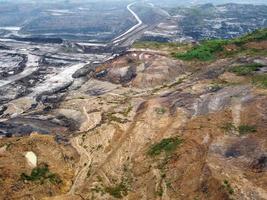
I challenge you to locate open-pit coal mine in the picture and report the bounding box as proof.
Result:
[0,0,267,200]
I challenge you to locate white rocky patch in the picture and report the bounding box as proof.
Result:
[25,151,37,168]
[31,62,88,97]
[77,42,107,47]
[0,27,21,31]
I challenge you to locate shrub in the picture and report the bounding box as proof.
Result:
[229,63,263,76]
[208,83,222,92]
[221,123,236,133]
[233,28,267,45]
[221,123,257,135]
[155,107,166,115]
[238,125,257,135]
[156,187,163,196]
[148,137,183,156]
[21,163,62,184]
[252,74,267,88]
[223,180,234,195]
[174,28,267,61]
[105,182,128,199]
[120,105,133,117]
[175,40,228,61]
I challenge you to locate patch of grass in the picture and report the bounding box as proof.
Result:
[91,185,105,195]
[223,180,234,195]
[166,182,172,188]
[229,63,263,76]
[105,182,128,199]
[208,83,223,92]
[0,142,13,150]
[221,123,236,133]
[148,136,183,157]
[221,123,257,135]
[119,105,133,117]
[238,125,257,135]
[230,66,255,76]
[252,74,267,88]
[174,28,267,61]
[174,39,228,61]
[96,144,103,150]
[21,163,62,185]
[156,186,163,197]
[155,107,166,115]
[233,28,267,45]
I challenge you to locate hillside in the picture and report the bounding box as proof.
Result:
[1,29,267,200]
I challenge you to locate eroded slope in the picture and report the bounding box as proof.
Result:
[1,29,267,200]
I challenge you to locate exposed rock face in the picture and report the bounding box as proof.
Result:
[96,52,186,88]
[107,65,136,84]
[72,64,95,78]
[193,85,251,116]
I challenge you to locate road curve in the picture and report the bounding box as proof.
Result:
[112,2,142,44]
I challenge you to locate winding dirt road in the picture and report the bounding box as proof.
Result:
[68,137,92,195]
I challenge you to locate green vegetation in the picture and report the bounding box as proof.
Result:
[252,74,267,88]
[238,125,257,135]
[208,83,223,92]
[229,63,263,76]
[233,28,267,45]
[174,39,227,61]
[98,170,132,199]
[0,142,13,150]
[91,174,132,199]
[119,105,133,117]
[148,136,183,157]
[223,180,234,195]
[21,163,62,184]
[221,122,236,133]
[156,187,163,197]
[221,122,257,135]
[105,182,128,199]
[91,185,105,195]
[155,107,166,115]
[174,28,267,61]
